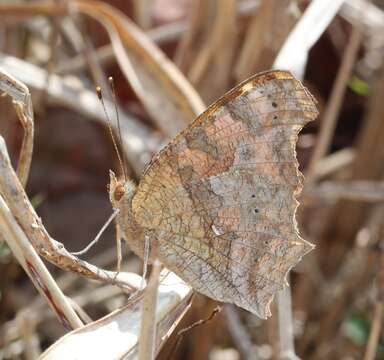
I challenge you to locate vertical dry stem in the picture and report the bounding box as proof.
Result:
[305,24,363,185]
[138,260,162,360]
[363,302,384,360]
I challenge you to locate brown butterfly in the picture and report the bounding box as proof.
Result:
[109,70,318,318]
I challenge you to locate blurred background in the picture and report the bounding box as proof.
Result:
[0,0,384,359]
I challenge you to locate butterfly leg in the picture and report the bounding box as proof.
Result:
[141,235,150,289]
[115,223,122,273]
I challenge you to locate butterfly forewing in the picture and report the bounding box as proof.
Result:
[132,70,318,318]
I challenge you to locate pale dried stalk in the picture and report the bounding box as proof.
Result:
[133,0,152,29]
[311,147,355,180]
[74,0,205,136]
[272,1,345,357]
[340,0,384,32]
[0,69,33,187]
[56,21,187,74]
[305,23,363,185]
[277,286,299,360]
[0,189,83,330]
[273,0,345,78]
[363,302,384,360]
[224,305,258,360]
[138,260,162,360]
[304,181,384,202]
[57,0,260,75]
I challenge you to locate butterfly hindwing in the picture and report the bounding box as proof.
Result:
[132,70,318,318]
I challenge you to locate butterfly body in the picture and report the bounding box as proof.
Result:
[110,70,318,318]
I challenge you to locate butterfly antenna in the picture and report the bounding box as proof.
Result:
[96,85,127,182]
[108,76,128,182]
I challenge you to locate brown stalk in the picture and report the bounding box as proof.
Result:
[0,1,67,18]
[363,302,384,360]
[234,0,275,82]
[305,23,363,185]
[184,0,237,103]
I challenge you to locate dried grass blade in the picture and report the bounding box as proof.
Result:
[273,0,346,78]
[234,0,275,81]
[0,54,162,175]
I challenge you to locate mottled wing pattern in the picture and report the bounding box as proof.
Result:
[132,71,318,318]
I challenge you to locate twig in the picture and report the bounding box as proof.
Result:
[363,302,384,360]
[66,298,93,325]
[138,260,162,360]
[0,69,33,188]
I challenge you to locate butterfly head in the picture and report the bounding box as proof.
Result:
[108,170,136,210]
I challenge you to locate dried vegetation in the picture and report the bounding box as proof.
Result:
[0,0,384,359]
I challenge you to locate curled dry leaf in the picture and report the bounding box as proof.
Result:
[73,0,205,137]
[40,270,193,360]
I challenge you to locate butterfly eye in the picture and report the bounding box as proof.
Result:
[272,101,278,108]
[114,184,125,201]
[273,115,278,120]
[251,194,256,198]
[254,209,259,214]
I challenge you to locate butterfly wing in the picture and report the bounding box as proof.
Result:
[132,70,318,318]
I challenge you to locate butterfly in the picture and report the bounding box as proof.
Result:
[109,70,318,319]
